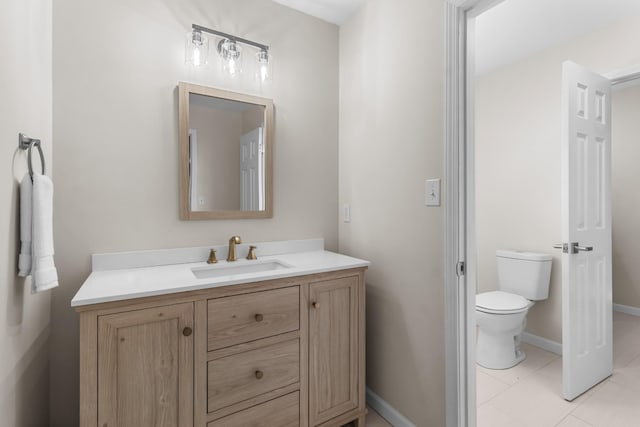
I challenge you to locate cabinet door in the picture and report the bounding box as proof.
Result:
[98,303,194,427]
[308,275,359,426]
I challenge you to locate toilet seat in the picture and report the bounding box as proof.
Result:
[476,291,532,314]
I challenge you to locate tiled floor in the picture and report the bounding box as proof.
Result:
[477,311,640,427]
[365,407,393,426]
[339,407,392,427]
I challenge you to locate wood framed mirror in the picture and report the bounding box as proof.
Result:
[178,82,274,220]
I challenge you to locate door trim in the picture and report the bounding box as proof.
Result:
[444,0,502,427]
[604,64,640,86]
[444,1,506,426]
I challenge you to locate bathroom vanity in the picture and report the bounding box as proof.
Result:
[72,239,368,427]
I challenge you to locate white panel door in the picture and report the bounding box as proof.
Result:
[239,128,262,211]
[188,129,198,211]
[561,61,612,401]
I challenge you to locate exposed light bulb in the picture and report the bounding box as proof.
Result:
[228,59,238,75]
[193,48,201,66]
[185,30,208,66]
[255,50,272,82]
[260,64,268,81]
[218,39,242,77]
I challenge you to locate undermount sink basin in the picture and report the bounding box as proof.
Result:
[191,259,292,280]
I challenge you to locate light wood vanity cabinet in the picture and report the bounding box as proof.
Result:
[96,303,194,427]
[78,268,366,427]
[309,275,360,426]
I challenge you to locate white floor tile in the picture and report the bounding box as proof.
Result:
[487,372,579,427]
[477,369,511,405]
[572,380,640,427]
[555,415,595,426]
[476,312,640,427]
[365,407,393,427]
[478,342,558,386]
[477,403,527,427]
[612,312,640,368]
[610,352,640,392]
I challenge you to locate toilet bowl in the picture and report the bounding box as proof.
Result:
[475,250,552,370]
[476,291,533,369]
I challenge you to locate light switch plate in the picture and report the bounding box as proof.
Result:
[425,179,441,207]
[343,203,351,223]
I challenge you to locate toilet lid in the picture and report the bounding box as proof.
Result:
[476,291,531,313]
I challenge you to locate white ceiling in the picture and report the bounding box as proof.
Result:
[475,0,640,75]
[271,0,365,25]
[271,0,640,73]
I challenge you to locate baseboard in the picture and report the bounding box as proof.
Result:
[520,306,640,355]
[613,303,640,317]
[521,332,562,355]
[366,388,416,427]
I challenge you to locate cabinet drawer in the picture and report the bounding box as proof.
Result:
[207,391,299,427]
[208,338,300,413]
[207,286,299,351]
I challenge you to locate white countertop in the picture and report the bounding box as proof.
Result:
[71,240,369,307]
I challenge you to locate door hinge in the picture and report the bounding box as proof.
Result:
[456,261,465,277]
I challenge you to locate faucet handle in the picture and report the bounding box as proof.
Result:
[207,249,218,264]
[247,245,257,260]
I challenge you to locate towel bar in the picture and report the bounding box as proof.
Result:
[18,133,45,178]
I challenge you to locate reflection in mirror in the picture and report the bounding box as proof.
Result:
[179,82,273,220]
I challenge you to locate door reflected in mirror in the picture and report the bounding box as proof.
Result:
[179,83,273,220]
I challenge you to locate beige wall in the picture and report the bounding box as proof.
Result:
[0,0,52,426]
[190,104,242,211]
[51,0,338,425]
[339,0,445,425]
[612,84,640,308]
[475,16,640,343]
[242,105,265,134]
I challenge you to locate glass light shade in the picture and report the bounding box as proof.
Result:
[218,39,242,77]
[185,30,209,67]
[256,50,273,82]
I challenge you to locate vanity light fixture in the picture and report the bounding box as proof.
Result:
[185,24,272,82]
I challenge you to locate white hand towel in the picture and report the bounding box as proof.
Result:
[18,174,32,276]
[31,174,59,293]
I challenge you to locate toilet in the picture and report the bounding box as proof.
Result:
[476,249,552,369]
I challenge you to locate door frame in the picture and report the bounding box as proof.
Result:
[444,0,640,424]
[444,1,504,426]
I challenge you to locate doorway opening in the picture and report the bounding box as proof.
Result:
[444,1,640,426]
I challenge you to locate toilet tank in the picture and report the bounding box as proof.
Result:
[496,250,552,301]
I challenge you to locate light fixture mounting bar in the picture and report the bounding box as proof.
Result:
[192,24,269,52]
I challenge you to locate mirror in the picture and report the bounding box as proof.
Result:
[178,82,273,219]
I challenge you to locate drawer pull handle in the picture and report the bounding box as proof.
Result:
[182,327,193,337]
[255,370,264,380]
[254,313,264,322]
[312,302,320,309]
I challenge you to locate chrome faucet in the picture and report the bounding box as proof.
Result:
[227,236,242,262]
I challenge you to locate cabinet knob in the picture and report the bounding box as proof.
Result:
[254,313,264,322]
[312,302,320,309]
[255,370,264,380]
[182,327,193,337]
